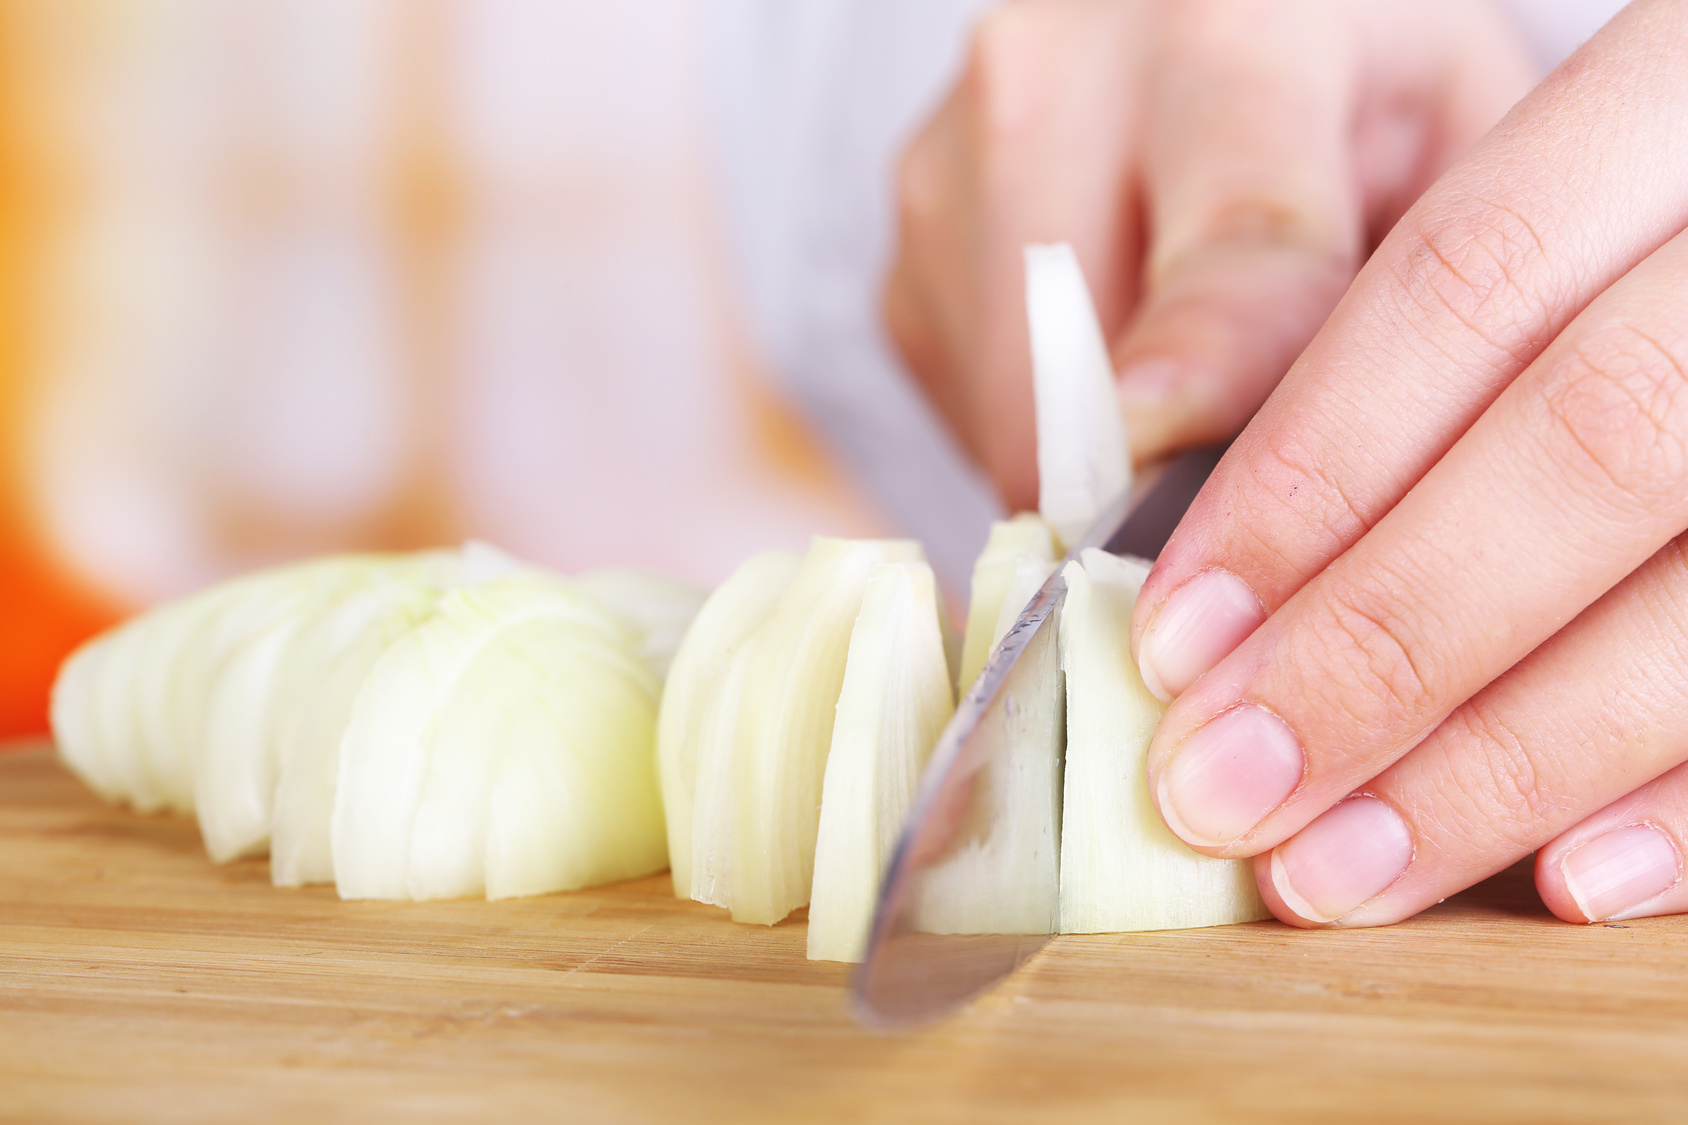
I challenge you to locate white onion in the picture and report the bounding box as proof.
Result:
[51,545,685,904]
[807,560,954,962]
[913,553,1065,938]
[656,550,800,896]
[687,536,922,925]
[1026,242,1130,548]
[331,571,646,900]
[1057,549,1268,932]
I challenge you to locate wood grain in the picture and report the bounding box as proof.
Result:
[4,742,1688,1124]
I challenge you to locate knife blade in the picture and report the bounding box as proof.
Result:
[849,442,1227,1030]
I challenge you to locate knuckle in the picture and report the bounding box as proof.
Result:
[1388,193,1562,367]
[1149,194,1355,289]
[1242,422,1377,562]
[1441,705,1568,850]
[1301,578,1438,737]
[1537,323,1688,511]
[1196,195,1325,250]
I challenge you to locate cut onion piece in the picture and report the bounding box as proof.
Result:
[481,622,665,899]
[1058,549,1268,932]
[192,559,387,862]
[808,561,954,963]
[54,561,359,823]
[88,621,163,812]
[51,628,119,804]
[55,587,231,812]
[688,636,757,908]
[332,572,632,900]
[1026,243,1130,548]
[657,551,800,897]
[689,537,923,925]
[956,514,1058,694]
[269,554,459,887]
[52,543,685,904]
[130,585,250,815]
[913,555,1064,937]
[404,615,664,901]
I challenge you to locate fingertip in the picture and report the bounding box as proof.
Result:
[1252,850,1323,929]
[1532,846,1594,925]
[1538,824,1683,925]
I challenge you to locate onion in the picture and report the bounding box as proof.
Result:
[954,513,1058,694]
[1058,549,1268,931]
[1025,243,1130,548]
[50,544,690,903]
[685,537,923,924]
[913,552,1065,937]
[656,550,801,896]
[807,560,954,962]
[270,553,463,886]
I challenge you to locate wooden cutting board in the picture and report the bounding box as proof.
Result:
[5,743,1688,1124]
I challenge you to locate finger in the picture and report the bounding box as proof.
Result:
[1130,1,1688,700]
[1350,2,1539,246]
[1258,533,1688,928]
[1536,762,1688,925]
[1116,0,1537,463]
[883,0,1145,510]
[1149,222,1688,858]
[1115,0,1366,460]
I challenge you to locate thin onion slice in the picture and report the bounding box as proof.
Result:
[1027,243,1130,548]
[808,560,954,962]
[657,550,800,897]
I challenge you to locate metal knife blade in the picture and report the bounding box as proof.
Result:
[850,443,1227,1030]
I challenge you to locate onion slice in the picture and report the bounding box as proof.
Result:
[913,555,1065,937]
[331,572,637,900]
[807,561,954,962]
[1026,243,1130,549]
[1057,549,1268,932]
[687,537,923,925]
[657,551,800,897]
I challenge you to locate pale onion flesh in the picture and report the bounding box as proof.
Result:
[807,560,954,962]
[912,554,1065,938]
[1026,242,1130,548]
[955,513,1058,694]
[1058,549,1269,932]
[656,550,801,897]
[687,536,923,925]
[50,544,687,903]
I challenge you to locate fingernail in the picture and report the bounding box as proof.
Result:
[1270,796,1413,923]
[1158,703,1303,848]
[1560,824,1681,923]
[1137,568,1264,702]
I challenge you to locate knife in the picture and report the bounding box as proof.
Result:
[850,442,1227,1030]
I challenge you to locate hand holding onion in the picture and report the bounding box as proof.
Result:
[891,0,1688,928]
[1134,3,1688,928]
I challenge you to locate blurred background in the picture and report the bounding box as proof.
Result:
[0,0,1002,738]
[0,0,1621,739]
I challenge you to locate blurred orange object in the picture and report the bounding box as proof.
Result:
[1,251,122,740]
[0,3,119,741]
[0,520,121,742]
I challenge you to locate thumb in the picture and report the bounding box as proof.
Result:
[1114,3,1364,463]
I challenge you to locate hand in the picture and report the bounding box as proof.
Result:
[882,0,1535,509]
[1131,0,1688,928]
